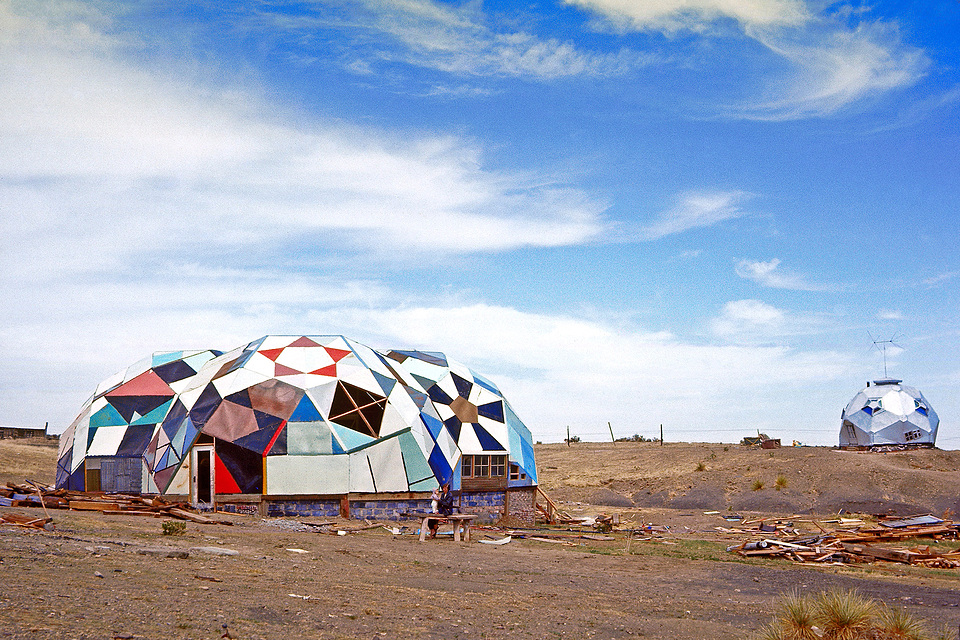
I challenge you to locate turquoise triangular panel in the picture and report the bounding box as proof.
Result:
[90,403,127,427]
[131,399,173,426]
[329,423,375,452]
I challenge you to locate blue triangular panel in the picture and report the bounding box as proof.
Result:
[451,373,472,399]
[427,384,453,405]
[473,423,504,452]
[372,371,396,396]
[478,400,504,423]
[428,446,453,486]
[421,413,444,441]
[472,372,500,395]
[288,394,322,422]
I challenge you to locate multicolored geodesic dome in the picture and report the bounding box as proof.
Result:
[56,335,537,496]
[840,378,939,448]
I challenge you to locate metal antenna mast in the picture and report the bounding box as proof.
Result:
[869,332,902,378]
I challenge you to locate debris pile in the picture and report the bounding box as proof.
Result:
[1,481,226,524]
[727,514,960,567]
[0,512,53,530]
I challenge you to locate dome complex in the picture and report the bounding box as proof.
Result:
[840,378,939,448]
[56,335,537,519]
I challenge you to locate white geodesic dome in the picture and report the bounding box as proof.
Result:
[839,378,939,448]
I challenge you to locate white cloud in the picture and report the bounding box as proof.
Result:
[565,0,810,32]
[639,191,750,239]
[710,299,785,340]
[261,0,649,81]
[877,309,903,321]
[566,0,927,119]
[738,21,928,120]
[4,277,859,443]
[735,258,836,291]
[0,1,609,287]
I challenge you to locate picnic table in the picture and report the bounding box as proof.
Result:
[410,512,478,542]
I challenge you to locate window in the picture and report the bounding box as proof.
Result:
[904,429,921,442]
[461,454,506,478]
[509,463,527,481]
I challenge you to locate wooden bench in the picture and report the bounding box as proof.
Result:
[412,513,477,542]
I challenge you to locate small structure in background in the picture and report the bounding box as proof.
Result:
[839,378,939,449]
[740,433,780,448]
[0,423,52,440]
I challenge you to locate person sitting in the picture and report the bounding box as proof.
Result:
[428,484,455,539]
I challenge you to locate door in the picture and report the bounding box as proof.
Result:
[191,445,215,509]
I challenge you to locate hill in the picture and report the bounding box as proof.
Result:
[535,441,960,517]
[6,438,959,518]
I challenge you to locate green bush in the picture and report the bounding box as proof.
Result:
[162,520,187,536]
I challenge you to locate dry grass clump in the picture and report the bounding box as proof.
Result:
[755,589,946,640]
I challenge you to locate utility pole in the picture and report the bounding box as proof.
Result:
[660,424,663,446]
[608,422,615,444]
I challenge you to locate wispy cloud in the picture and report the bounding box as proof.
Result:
[566,0,928,119]
[709,298,833,345]
[735,258,838,291]
[877,309,903,321]
[566,0,810,33]
[0,1,609,289]
[923,271,959,287]
[737,20,929,120]
[255,0,651,81]
[639,191,751,240]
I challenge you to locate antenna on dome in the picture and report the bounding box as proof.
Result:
[869,332,902,379]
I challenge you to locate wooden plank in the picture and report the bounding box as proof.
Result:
[167,508,216,524]
[840,542,917,564]
[69,500,121,511]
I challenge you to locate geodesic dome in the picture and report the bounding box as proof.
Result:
[56,335,537,497]
[839,378,939,448]
[55,349,222,490]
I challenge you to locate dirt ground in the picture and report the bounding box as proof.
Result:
[2,439,960,640]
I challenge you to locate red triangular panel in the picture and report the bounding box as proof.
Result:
[289,336,322,348]
[325,347,351,362]
[310,364,338,377]
[275,363,301,376]
[259,348,284,362]
[106,370,173,397]
[214,453,242,494]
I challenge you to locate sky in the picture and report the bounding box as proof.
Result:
[1,0,958,447]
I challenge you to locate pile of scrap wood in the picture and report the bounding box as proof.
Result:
[728,514,960,567]
[0,512,54,530]
[1,481,225,524]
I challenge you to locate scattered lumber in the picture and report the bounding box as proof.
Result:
[0,512,53,530]
[727,514,960,568]
[1,481,230,524]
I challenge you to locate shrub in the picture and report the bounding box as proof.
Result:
[696,461,707,472]
[752,479,764,491]
[162,520,187,536]
[775,474,788,491]
[756,589,936,640]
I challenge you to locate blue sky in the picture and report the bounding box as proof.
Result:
[2,0,958,446]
